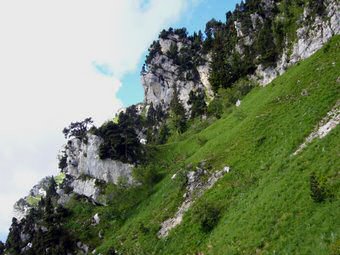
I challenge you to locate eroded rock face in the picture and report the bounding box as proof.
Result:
[142,36,212,112]
[13,177,52,221]
[13,134,134,220]
[65,134,134,184]
[71,178,101,202]
[158,166,230,238]
[255,0,340,86]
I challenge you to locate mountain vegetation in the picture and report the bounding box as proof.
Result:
[2,0,339,254]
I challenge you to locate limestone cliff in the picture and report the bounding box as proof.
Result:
[141,33,213,112]
[13,134,134,220]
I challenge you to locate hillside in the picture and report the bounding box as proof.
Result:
[1,1,340,255]
[68,36,340,255]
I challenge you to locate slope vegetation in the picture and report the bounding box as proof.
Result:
[66,36,340,255]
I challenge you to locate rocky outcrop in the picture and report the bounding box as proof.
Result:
[13,134,135,221]
[290,1,340,64]
[142,34,213,112]
[64,134,134,184]
[255,0,340,86]
[158,166,230,238]
[13,177,52,221]
[71,178,101,202]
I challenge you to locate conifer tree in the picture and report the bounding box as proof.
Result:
[170,85,187,133]
[188,89,207,119]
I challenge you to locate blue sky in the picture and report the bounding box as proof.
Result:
[118,0,241,106]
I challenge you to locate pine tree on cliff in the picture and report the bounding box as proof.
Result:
[5,218,22,254]
[170,84,186,133]
[188,88,207,119]
[147,102,156,126]
[0,241,4,254]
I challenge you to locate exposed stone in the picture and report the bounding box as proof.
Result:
[236,100,242,107]
[77,242,89,254]
[254,0,339,86]
[93,213,100,225]
[65,134,134,184]
[158,166,230,238]
[250,13,263,30]
[13,177,53,221]
[301,89,309,97]
[293,101,340,155]
[234,21,244,37]
[254,65,278,86]
[71,178,101,202]
[142,37,213,113]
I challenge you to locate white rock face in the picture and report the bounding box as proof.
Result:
[65,134,134,184]
[142,38,213,112]
[255,65,278,86]
[13,177,52,221]
[93,213,100,225]
[236,100,242,107]
[13,199,30,221]
[197,58,214,100]
[234,21,244,37]
[71,178,101,202]
[255,0,339,86]
[159,35,185,54]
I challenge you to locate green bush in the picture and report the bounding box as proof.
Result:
[207,96,223,119]
[310,173,327,203]
[193,202,221,233]
[132,165,162,187]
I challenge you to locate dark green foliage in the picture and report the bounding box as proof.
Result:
[97,122,141,163]
[46,177,57,198]
[167,42,179,61]
[58,150,68,170]
[146,103,166,128]
[310,173,327,203]
[187,89,207,119]
[133,165,162,187]
[170,85,187,133]
[145,41,161,65]
[0,241,4,254]
[193,202,221,233]
[207,96,223,119]
[62,117,93,142]
[308,0,325,16]
[159,27,188,39]
[255,20,278,66]
[146,102,157,126]
[157,124,170,144]
[5,218,22,254]
[94,105,143,163]
[5,179,77,255]
[107,247,118,255]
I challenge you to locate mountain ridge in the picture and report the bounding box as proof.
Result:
[1,1,339,254]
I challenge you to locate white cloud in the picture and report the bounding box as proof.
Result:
[0,0,196,239]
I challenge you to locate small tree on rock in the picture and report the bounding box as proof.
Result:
[62,117,93,142]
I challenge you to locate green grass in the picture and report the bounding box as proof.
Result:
[65,36,340,255]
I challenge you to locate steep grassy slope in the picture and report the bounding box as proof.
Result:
[66,36,340,255]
